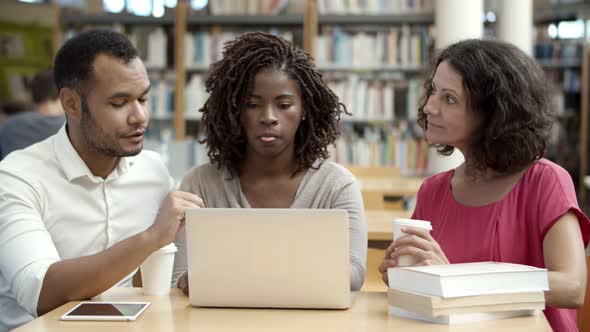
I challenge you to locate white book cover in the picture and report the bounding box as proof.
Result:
[147,28,167,69]
[194,138,209,167]
[347,76,357,119]
[209,0,222,15]
[185,32,194,68]
[334,0,345,14]
[247,0,257,14]
[388,27,399,66]
[203,33,211,67]
[317,0,327,15]
[357,80,368,120]
[388,262,549,298]
[399,25,410,66]
[375,32,385,66]
[388,306,539,325]
[157,80,169,117]
[406,79,419,120]
[237,0,246,14]
[351,33,363,68]
[392,0,403,13]
[186,75,204,119]
[342,80,352,117]
[350,0,361,14]
[366,83,376,120]
[367,34,378,68]
[334,137,346,164]
[384,84,394,121]
[367,0,379,14]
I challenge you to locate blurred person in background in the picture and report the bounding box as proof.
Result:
[0,69,65,159]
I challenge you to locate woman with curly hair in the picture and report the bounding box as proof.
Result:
[378,39,590,331]
[173,32,367,292]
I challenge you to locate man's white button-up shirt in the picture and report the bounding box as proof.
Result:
[0,126,173,331]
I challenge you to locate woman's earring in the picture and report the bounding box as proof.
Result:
[302,115,306,120]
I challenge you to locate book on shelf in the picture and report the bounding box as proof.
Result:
[387,288,545,317]
[534,37,583,66]
[326,76,423,122]
[317,0,433,15]
[208,0,298,15]
[388,305,540,325]
[184,29,294,70]
[316,26,431,69]
[145,137,209,180]
[186,74,208,120]
[331,126,428,174]
[127,27,168,69]
[387,262,549,298]
[64,26,170,70]
[147,73,207,122]
[149,74,175,119]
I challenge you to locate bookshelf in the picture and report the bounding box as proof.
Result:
[581,20,589,207]
[46,1,590,191]
[532,2,590,205]
[53,0,434,178]
[315,7,433,174]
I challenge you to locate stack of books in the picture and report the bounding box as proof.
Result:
[387,262,549,324]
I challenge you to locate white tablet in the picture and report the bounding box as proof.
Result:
[60,301,151,321]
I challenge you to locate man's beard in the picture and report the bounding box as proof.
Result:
[80,96,142,157]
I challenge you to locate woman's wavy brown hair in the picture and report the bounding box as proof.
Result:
[199,32,348,176]
[417,39,553,176]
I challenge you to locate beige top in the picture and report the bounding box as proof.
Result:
[173,160,368,290]
[14,288,552,331]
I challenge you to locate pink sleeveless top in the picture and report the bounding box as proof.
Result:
[412,159,590,331]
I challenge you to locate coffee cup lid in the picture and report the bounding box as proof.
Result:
[158,243,178,253]
[392,218,432,230]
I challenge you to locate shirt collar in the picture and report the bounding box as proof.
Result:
[53,125,135,182]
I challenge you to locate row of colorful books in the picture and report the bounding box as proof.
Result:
[545,68,582,94]
[328,76,422,122]
[147,73,423,123]
[330,126,429,176]
[147,74,208,120]
[317,0,433,15]
[207,0,304,15]
[144,123,429,177]
[84,25,431,72]
[144,137,208,181]
[534,40,583,64]
[316,26,431,68]
[184,30,294,69]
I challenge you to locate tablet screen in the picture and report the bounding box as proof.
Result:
[66,302,148,317]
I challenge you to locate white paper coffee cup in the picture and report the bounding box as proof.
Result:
[392,218,432,267]
[141,243,177,295]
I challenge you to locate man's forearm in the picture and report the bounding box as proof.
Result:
[37,229,159,316]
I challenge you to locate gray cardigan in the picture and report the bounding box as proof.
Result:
[172,159,368,290]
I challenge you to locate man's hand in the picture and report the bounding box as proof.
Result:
[147,191,203,250]
[37,192,203,316]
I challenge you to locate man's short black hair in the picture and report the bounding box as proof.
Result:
[31,68,58,104]
[53,29,138,92]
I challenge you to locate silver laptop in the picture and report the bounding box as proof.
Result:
[185,208,350,309]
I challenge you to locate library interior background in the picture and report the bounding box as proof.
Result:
[1,1,590,234]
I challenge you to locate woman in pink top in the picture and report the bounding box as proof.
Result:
[378,39,590,331]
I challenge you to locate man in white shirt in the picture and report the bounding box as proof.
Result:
[0,29,202,331]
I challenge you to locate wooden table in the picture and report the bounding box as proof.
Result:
[358,177,425,197]
[15,288,551,331]
[366,209,412,241]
